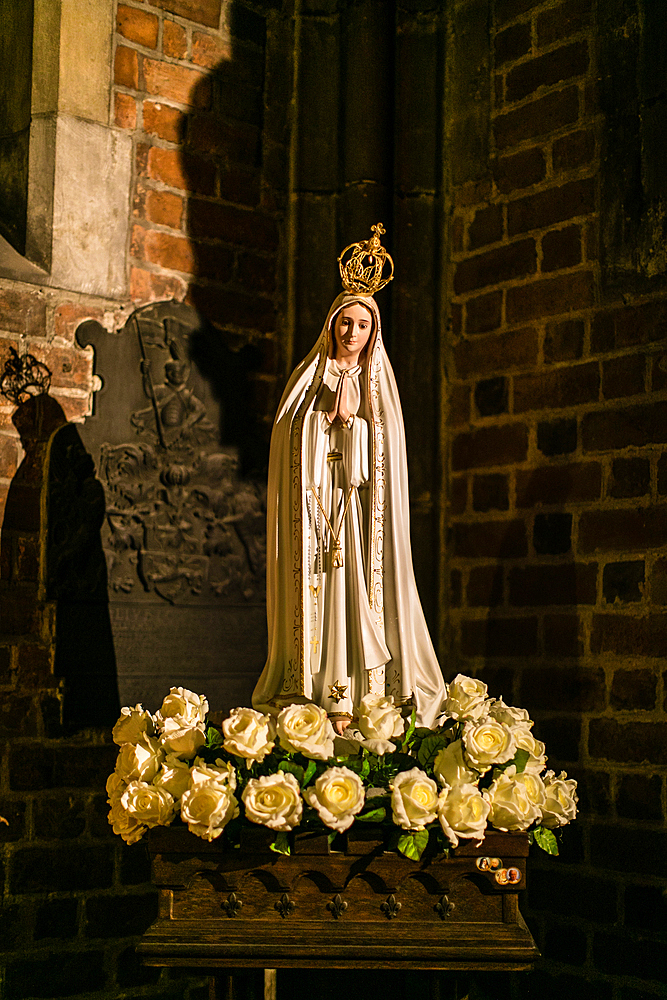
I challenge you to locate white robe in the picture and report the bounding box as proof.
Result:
[252,292,445,728]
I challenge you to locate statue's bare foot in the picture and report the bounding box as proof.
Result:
[333,719,350,736]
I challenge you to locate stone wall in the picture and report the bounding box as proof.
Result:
[445,1,667,996]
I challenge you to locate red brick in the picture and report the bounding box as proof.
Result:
[187,285,276,334]
[186,115,259,164]
[152,0,222,28]
[506,270,595,323]
[472,473,509,512]
[450,569,462,607]
[450,475,468,515]
[454,239,537,294]
[493,86,579,150]
[589,718,667,764]
[236,252,276,295]
[448,384,471,428]
[188,201,278,251]
[601,355,646,399]
[509,563,597,606]
[461,616,538,657]
[143,59,210,109]
[537,0,592,46]
[452,423,528,470]
[494,73,504,105]
[452,215,464,253]
[468,204,504,250]
[453,179,493,208]
[54,304,104,344]
[466,291,503,335]
[141,145,215,195]
[580,508,667,555]
[522,666,605,712]
[163,20,187,58]
[133,227,194,274]
[116,4,158,48]
[114,92,137,129]
[193,243,234,283]
[467,565,504,606]
[130,267,187,304]
[591,300,667,353]
[493,147,546,195]
[544,318,584,363]
[494,22,531,66]
[142,101,183,142]
[144,190,184,229]
[452,519,527,559]
[514,361,599,412]
[114,45,139,89]
[553,128,595,172]
[37,344,92,390]
[516,462,601,507]
[17,644,54,684]
[508,178,595,236]
[453,327,537,378]
[610,668,656,711]
[543,613,583,656]
[0,289,47,337]
[192,30,231,68]
[0,437,19,479]
[651,351,667,392]
[505,42,589,104]
[495,0,540,26]
[451,302,462,337]
[220,165,260,208]
[582,401,667,451]
[541,225,582,271]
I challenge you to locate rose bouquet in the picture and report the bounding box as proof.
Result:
[107,677,577,860]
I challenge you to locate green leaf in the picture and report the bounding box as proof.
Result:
[417,733,451,768]
[533,826,559,856]
[302,760,317,787]
[401,708,417,751]
[513,748,530,774]
[206,726,223,748]
[356,807,386,823]
[270,832,291,856]
[396,829,429,862]
[414,727,434,738]
[278,760,305,785]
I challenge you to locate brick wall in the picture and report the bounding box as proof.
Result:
[446,1,667,996]
[113,0,287,425]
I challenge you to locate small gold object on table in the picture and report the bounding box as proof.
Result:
[138,825,538,972]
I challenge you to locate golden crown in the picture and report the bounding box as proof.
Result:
[338,223,394,295]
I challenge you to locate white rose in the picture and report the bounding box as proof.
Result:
[391,767,439,831]
[486,697,532,729]
[433,740,480,788]
[160,717,206,760]
[108,798,146,845]
[242,772,303,831]
[485,767,542,832]
[356,694,404,753]
[513,726,547,774]
[222,707,275,762]
[515,770,546,810]
[437,783,490,848]
[106,772,127,804]
[463,720,516,769]
[276,703,334,760]
[153,756,192,801]
[304,766,365,832]
[541,770,578,829]
[112,704,155,745]
[190,757,237,791]
[115,734,164,783]
[156,687,208,730]
[442,674,488,721]
[180,779,239,842]
[121,780,176,828]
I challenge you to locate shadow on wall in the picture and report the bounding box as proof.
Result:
[177,0,278,477]
[1,391,119,730]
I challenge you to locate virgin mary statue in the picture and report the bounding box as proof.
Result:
[252,225,445,730]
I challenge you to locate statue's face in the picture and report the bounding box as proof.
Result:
[332,303,373,363]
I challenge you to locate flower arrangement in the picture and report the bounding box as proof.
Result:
[107,676,577,861]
